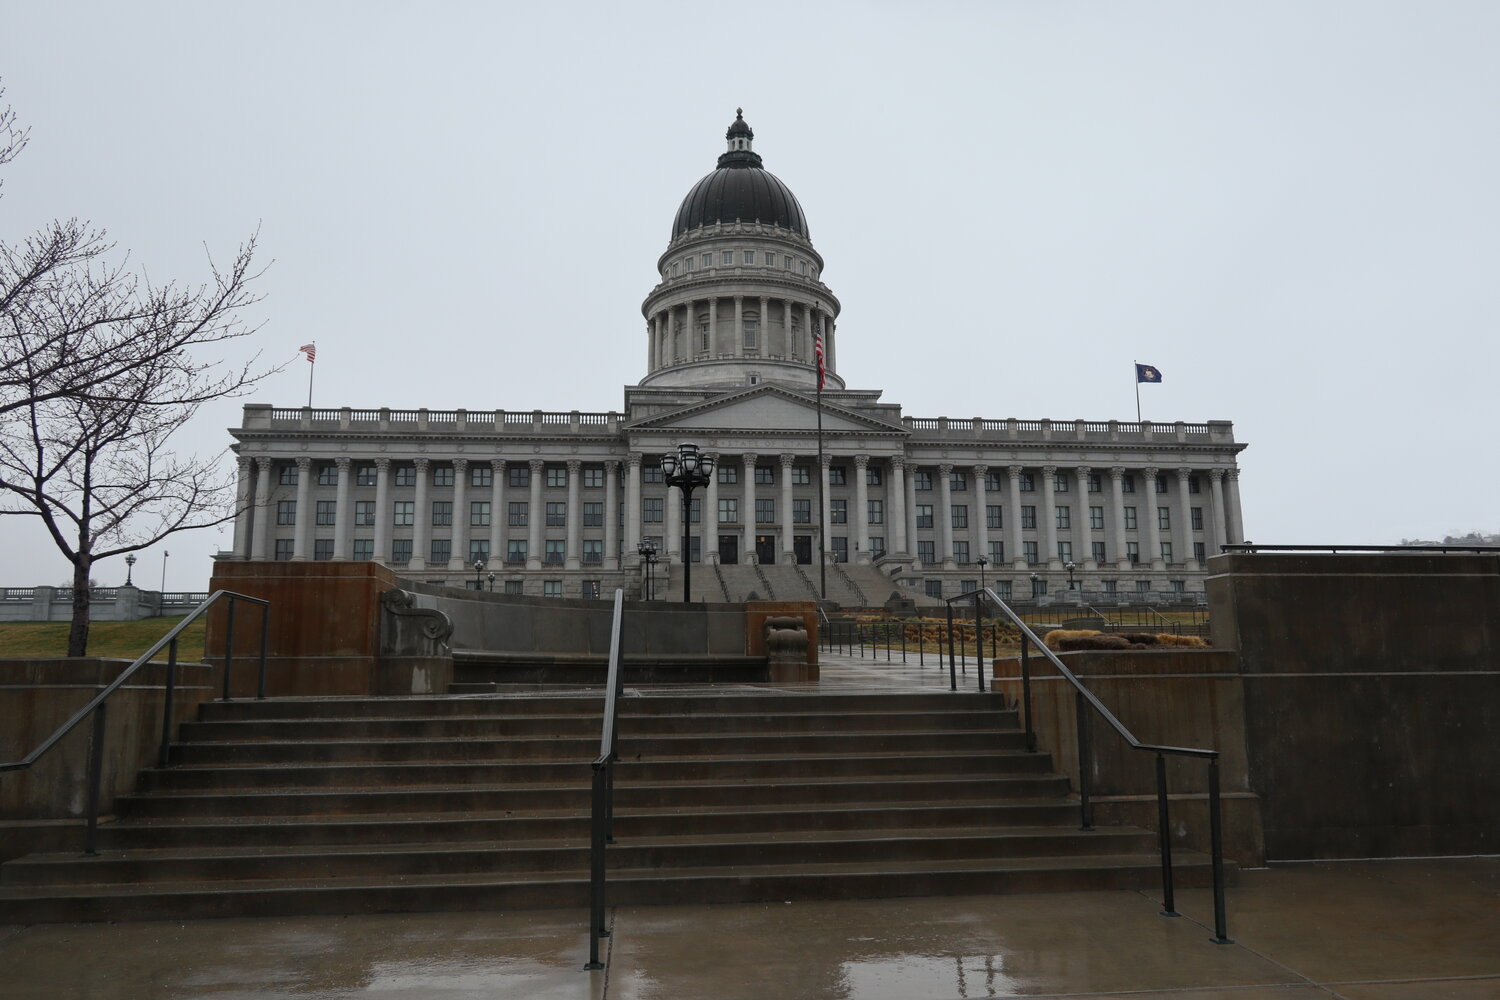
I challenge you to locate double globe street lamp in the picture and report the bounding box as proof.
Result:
[636,539,659,601]
[660,443,715,604]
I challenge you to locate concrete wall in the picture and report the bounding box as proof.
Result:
[1207,551,1500,859]
[0,587,208,622]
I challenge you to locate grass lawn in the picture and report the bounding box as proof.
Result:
[0,616,206,661]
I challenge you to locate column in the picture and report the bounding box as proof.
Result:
[666,482,682,564]
[905,463,919,565]
[1110,467,1129,571]
[490,460,506,567]
[625,454,642,553]
[1143,466,1164,570]
[682,298,694,358]
[759,295,769,352]
[604,460,620,569]
[233,457,253,558]
[733,296,743,356]
[785,297,796,356]
[1225,468,1244,545]
[825,317,836,374]
[1075,466,1094,570]
[410,458,429,569]
[854,455,871,563]
[1007,465,1025,570]
[373,458,391,564]
[333,458,351,560]
[938,464,955,568]
[1042,466,1060,569]
[1210,469,1230,553]
[707,297,718,356]
[565,460,582,569]
[705,453,720,564]
[646,316,655,371]
[253,458,274,561]
[779,453,795,562]
[526,459,543,570]
[972,464,989,569]
[742,453,757,563]
[889,457,908,556]
[291,459,312,560]
[1176,468,1196,569]
[451,459,469,570]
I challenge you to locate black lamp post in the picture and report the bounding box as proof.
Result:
[1030,572,1041,601]
[660,443,715,604]
[976,555,987,593]
[1066,561,1077,590]
[636,539,658,601]
[472,557,485,590]
[487,571,495,593]
[124,553,136,586]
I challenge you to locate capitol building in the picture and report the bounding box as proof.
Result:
[227,112,1247,605]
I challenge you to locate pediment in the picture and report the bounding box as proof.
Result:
[625,385,907,436]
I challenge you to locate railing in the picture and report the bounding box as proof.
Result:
[0,591,271,855]
[945,587,1230,943]
[1223,543,1500,554]
[586,589,627,970]
[821,614,1005,676]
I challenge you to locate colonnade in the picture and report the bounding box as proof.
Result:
[646,294,836,372]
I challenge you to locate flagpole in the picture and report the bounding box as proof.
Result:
[1134,360,1141,423]
[307,342,316,408]
[815,321,827,601]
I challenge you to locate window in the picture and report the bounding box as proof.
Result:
[1171,579,1186,594]
[719,498,739,523]
[507,501,528,526]
[995,580,1013,601]
[954,540,970,564]
[684,256,693,271]
[471,501,491,527]
[1158,507,1171,530]
[583,502,603,526]
[914,470,933,491]
[985,471,1002,491]
[1137,579,1151,594]
[755,465,775,485]
[643,498,664,523]
[717,465,738,484]
[1160,541,1173,563]
[925,580,943,599]
[866,466,883,486]
[988,540,1005,564]
[508,466,530,488]
[1121,474,1135,494]
[1191,507,1204,530]
[543,580,562,598]
[314,539,333,561]
[506,540,527,564]
[1092,541,1107,563]
[431,539,452,565]
[797,259,807,275]
[1019,472,1035,492]
[1032,577,1048,598]
[1124,506,1137,530]
[1103,579,1118,595]
[1127,542,1140,564]
[791,465,810,485]
[688,497,701,524]
[1055,506,1070,529]
[546,502,566,526]
[950,471,967,491]
[274,538,294,560]
[504,579,524,595]
[353,538,374,561]
[357,465,377,487]
[393,501,414,526]
[702,253,712,268]
[544,540,564,564]
[1021,506,1036,529]
[721,251,733,266]
[463,465,487,488]
[1156,474,1169,494]
[642,465,663,484]
[783,255,793,270]
[868,499,884,524]
[433,465,454,487]
[792,499,811,524]
[764,251,775,265]
[756,498,775,523]
[317,464,338,486]
[951,505,968,528]
[391,539,412,565]
[583,540,603,564]
[743,250,754,265]
[830,499,847,524]
[276,501,297,526]
[1194,542,1206,562]
[915,504,934,529]
[1024,541,1039,564]
[278,464,298,486]
[986,505,1003,529]
[743,320,758,349]
[432,501,453,526]
[468,539,490,564]
[546,467,566,488]
[583,467,604,489]
[1054,472,1069,492]
[395,465,416,487]
[1089,506,1104,530]
[671,262,679,277]
[918,540,936,564]
[354,501,375,526]
[960,579,977,594]
[582,580,602,599]
[828,466,846,486]
[831,537,848,563]
[1057,541,1072,563]
[1088,473,1102,493]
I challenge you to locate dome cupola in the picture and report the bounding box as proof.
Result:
[671,109,808,239]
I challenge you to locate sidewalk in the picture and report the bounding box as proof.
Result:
[2,857,1495,999]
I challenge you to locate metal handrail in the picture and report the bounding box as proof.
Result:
[586,589,627,970]
[945,586,1230,943]
[1222,543,1500,554]
[0,590,270,855]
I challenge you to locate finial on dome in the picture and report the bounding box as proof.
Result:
[719,109,762,167]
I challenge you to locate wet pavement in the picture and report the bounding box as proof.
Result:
[1,857,1496,999]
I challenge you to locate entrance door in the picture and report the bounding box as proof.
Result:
[755,535,776,564]
[793,535,813,565]
[718,535,739,565]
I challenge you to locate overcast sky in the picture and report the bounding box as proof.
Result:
[3,0,1496,589]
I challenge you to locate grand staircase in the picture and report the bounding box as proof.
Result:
[0,685,1229,923]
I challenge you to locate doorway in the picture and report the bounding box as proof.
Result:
[794,535,812,565]
[718,535,739,565]
[755,534,776,564]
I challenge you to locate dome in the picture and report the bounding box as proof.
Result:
[671,111,809,240]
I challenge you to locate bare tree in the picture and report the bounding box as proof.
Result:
[0,82,275,654]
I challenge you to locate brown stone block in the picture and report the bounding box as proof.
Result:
[745,601,819,674]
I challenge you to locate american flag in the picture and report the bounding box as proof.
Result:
[814,326,826,390]
[299,343,317,364]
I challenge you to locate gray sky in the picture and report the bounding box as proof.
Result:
[3,0,1496,589]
